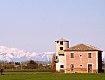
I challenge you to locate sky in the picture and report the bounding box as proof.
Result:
[0,0,105,53]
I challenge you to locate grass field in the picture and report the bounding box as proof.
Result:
[0,72,105,80]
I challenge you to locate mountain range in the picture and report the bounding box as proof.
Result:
[0,46,105,63]
[0,46,55,62]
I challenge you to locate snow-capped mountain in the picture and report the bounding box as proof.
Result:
[0,46,55,62]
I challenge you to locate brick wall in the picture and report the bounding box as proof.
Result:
[65,51,98,73]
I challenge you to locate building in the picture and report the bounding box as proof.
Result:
[55,38,69,71]
[55,38,102,73]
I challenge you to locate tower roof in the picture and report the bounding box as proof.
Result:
[64,44,102,51]
[55,38,69,42]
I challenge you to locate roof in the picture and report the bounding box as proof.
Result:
[55,38,69,42]
[64,44,102,51]
[58,51,64,54]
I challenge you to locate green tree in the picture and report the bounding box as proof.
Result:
[51,54,56,72]
[27,60,38,69]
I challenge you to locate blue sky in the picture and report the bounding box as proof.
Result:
[0,0,105,52]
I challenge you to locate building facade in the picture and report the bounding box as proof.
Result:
[55,38,102,73]
[55,38,69,71]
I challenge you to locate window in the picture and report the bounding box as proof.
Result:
[60,47,63,50]
[80,65,82,66]
[70,64,74,72]
[80,65,82,68]
[59,54,64,56]
[57,41,59,43]
[71,53,74,58]
[70,64,74,68]
[60,41,63,45]
[56,56,57,59]
[88,53,92,58]
[60,65,64,68]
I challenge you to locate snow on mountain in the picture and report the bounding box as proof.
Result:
[0,46,55,62]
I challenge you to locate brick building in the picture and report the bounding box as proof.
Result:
[55,38,102,73]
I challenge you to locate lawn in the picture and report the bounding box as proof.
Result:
[0,72,105,80]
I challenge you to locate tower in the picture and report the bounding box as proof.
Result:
[55,38,69,71]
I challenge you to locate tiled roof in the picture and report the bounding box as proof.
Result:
[64,44,102,51]
[55,38,69,42]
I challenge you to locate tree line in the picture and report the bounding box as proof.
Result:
[0,54,56,74]
[0,60,51,70]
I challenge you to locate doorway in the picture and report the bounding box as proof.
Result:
[88,64,92,73]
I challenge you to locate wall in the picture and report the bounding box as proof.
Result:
[98,51,102,73]
[55,41,69,71]
[65,51,98,73]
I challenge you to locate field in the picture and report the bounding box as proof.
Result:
[0,72,105,80]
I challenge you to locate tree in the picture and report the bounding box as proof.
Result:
[51,54,56,72]
[27,60,38,69]
[0,68,4,75]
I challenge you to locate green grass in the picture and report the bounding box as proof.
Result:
[4,69,51,72]
[0,72,105,80]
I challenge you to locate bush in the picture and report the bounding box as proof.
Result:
[60,69,64,73]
